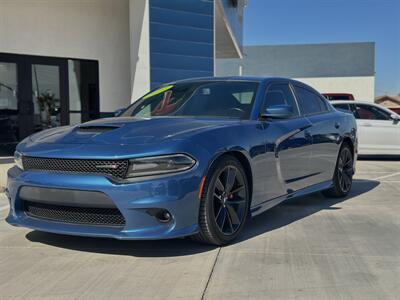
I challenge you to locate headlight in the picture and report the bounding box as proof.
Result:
[126,154,196,178]
[14,151,24,170]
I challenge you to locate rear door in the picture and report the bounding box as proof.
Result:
[293,85,340,185]
[352,103,400,154]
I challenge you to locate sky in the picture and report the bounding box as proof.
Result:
[243,0,400,96]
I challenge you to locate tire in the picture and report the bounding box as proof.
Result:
[323,143,354,198]
[192,155,250,246]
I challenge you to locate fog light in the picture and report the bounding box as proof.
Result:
[146,208,172,223]
[157,211,172,223]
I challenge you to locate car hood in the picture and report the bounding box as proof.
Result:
[27,117,240,146]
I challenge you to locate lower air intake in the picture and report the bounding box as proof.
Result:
[23,201,126,227]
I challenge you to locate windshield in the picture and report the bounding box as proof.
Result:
[120,81,259,119]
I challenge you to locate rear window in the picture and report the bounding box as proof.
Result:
[324,94,353,100]
[295,87,329,115]
[333,103,352,112]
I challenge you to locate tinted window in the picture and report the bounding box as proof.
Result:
[121,81,259,119]
[333,103,352,112]
[354,104,391,120]
[263,84,299,117]
[324,95,353,100]
[295,87,327,115]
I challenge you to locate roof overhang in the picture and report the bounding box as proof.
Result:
[215,0,244,59]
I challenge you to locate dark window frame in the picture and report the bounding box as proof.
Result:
[260,81,301,120]
[292,84,332,117]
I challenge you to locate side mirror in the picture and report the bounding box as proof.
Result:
[114,108,126,117]
[390,113,400,121]
[260,105,294,119]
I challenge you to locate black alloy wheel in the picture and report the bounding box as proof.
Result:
[323,143,354,198]
[213,165,247,235]
[337,146,353,193]
[193,155,249,245]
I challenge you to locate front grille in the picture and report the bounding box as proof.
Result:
[23,201,126,227]
[22,156,129,179]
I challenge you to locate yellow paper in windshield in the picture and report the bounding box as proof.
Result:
[143,85,173,100]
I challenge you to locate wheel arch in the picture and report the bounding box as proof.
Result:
[205,150,254,207]
[341,136,355,158]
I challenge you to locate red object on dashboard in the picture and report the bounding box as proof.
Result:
[322,93,355,101]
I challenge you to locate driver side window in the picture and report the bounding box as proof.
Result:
[263,84,299,118]
[354,104,391,120]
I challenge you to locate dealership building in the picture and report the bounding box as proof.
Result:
[1,0,375,150]
[216,42,375,101]
[0,0,245,147]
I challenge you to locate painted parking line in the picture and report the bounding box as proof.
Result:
[357,171,394,174]
[373,172,400,181]
[0,157,13,163]
[378,180,400,183]
[0,205,9,212]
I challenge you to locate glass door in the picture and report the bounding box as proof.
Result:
[0,61,19,154]
[0,53,68,146]
[31,63,63,132]
[0,53,99,152]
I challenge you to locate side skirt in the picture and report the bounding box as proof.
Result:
[250,180,333,217]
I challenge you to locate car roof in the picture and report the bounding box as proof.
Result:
[331,100,400,115]
[169,76,306,85]
[322,93,354,96]
[331,100,375,105]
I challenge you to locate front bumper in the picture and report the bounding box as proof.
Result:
[6,166,201,240]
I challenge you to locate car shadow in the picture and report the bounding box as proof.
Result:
[237,179,380,243]
[26,230,217,258]
[25,179,379,257]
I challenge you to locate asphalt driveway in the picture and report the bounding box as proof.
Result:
[0,159,399,299]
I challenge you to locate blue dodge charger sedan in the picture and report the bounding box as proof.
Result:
[6,77,357,245]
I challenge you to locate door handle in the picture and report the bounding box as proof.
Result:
[334,122,340,129]
[362,123,373,127]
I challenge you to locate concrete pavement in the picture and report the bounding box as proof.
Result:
[0,159,399,299]
[0,159,13,191]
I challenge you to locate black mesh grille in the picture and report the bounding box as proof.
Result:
[22,156,129,179]
[23,201,126,227]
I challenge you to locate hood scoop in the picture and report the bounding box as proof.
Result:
[76,125,121,134]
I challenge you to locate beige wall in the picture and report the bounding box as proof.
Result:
[129,0,150,102]
[296,76,375,101]
[0,0,131,112]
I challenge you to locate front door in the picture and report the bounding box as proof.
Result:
[353,103,400,154]
[257,82,313,204]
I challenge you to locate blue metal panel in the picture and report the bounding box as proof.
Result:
[150,38,214,57]
[151,53,213,71]
[149,0,214,88]
[151,7,212,29]
[151,0,213,15]
[150,68,212,84]
[151,23,213,44]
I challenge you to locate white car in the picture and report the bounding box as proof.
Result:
[331,101,400,155]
